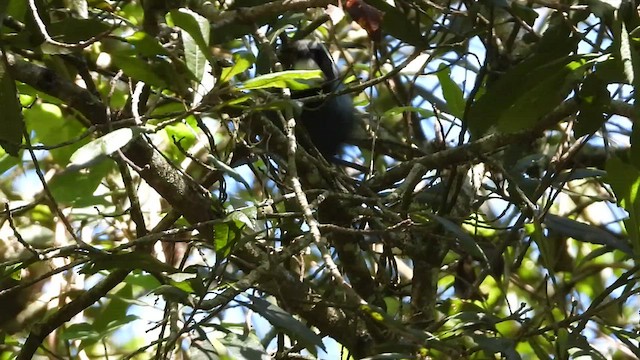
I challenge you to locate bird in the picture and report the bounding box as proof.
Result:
[278,40,355,160]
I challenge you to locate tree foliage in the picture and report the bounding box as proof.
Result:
[1,0,640,359]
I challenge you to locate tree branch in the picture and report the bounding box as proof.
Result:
[209,0,334,30]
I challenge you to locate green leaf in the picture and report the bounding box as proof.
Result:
[64,315,138,344]
[93,284,134,332]
[467,17,585,137]
[123,272,162,291]
[428,213,489,264]
[575,74,610,137]
[168,8,215,79]
[366,0,427,47]
[111,54,173,89]
[49,161,112,207]
[467,55,586,137]
[544,214,633,255]
[631,122,640,168]
[47,17,110,44]
[472,335,522,360]
[125,31,169,57]
[0,149,19,174]
[214,211,252,259]
[239,70,323,90]
[511,1,539,26]
[220,51,255,83]
[605,156,640,255]
[0,52,24,156]
[80,285,137,349]
[61,323,97,341]
[526,220,556,274]
[68,127,142,170]
[163,118,198,162]
[613,6,640,126]
[245,295,325,353]
[384,106,434,118]
[436,63,465,119]
[0,1,9,30]
[24,103,86,164]
[152,284,193,305]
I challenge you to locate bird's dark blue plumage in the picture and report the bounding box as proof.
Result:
[280,40,355,160]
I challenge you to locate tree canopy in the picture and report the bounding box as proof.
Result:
[1,0,640,359]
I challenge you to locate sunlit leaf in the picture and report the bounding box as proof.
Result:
[436,63,465,119]
[214,211,252,259]
[220,51,255,83]
[239,70,323,90]
[68,127,143,170]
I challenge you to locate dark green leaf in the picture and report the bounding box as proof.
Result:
[245,295,325,353]
[467,56,587,137]
[575,74,611,137]
[511,1,539,26]
[0,1,9,26]
[190,333,269,360]
[110,54,172,89]
[544,214,633,255]
[605,156,640,255]
[93,284,134,333]
[47,17,110,44]
[472,336,522,360]
[631,120,640,169]
[366,0,427,47]
[0,53,24,156]
[80,284,138,349]
[424,214,489,264]
[81,252,179,275]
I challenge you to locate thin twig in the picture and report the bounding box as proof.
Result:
[3,203,40,258]
[22,128,92,249]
